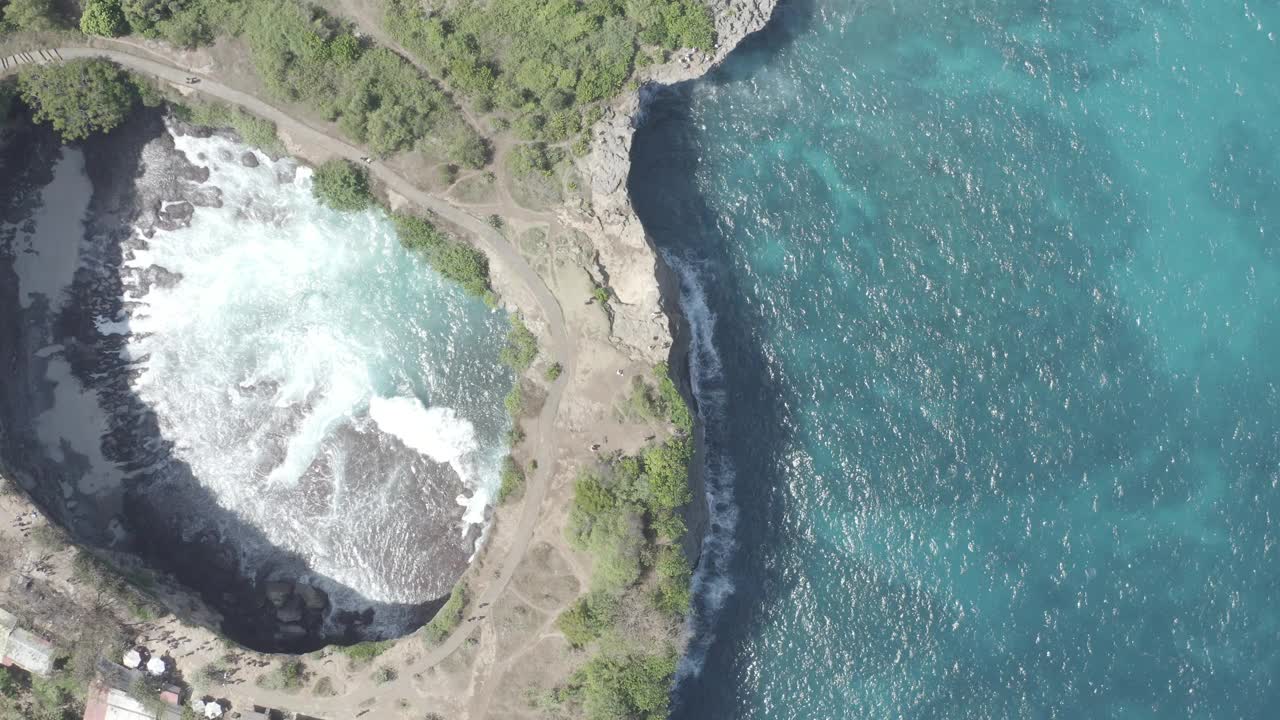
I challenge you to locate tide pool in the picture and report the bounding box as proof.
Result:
[630,0,1280,717]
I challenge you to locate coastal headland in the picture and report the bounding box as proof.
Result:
[0,0,778,718]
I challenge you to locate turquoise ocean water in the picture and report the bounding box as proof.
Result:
[629,0,1280,717]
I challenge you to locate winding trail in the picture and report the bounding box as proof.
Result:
[3,44,574,710]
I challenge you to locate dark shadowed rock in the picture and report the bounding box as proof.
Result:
[240,152,259,168]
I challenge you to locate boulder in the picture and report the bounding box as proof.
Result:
[297,583,327,610]
[264,581,293,607]
[240,152,259,168]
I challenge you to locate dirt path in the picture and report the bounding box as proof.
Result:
[3,44,578,717]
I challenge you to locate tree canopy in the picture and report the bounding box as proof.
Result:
[80,0,127,36]
[17,59,136,141]
[310,158,372,212]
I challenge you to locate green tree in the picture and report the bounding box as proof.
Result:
[311,158,372,211]
[18,59,135,141]
[80,0,126,36]
[642,438,693,510]
[579,646,678,720]
[448,130,489,169]
[3,0,61,31]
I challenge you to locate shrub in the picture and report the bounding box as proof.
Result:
[449,131,489,169]
[80,0,126,36]
[199,656,236,685]
[3,0,62,31]
[18,59,135,141]
[578,646,678,720]
[392,213,490,298]
[338,640,393,664]
[174,100,280,151]
[592,286,610,305]
[653,362,694,432]
[372,665,396,684]
[311,158,372,212]
[556,592,615,649]
[544,362,563,381]
[256,659,305,691]
[497,455,525,503]
[652,545,692,617]
[313,676,337,697]
[643,438,693,511]
[507,142,556,178]
[422,582,467,644]
[500,315,538,371]
[504,384,524,417]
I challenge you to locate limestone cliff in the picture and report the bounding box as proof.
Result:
[562,0,779,363]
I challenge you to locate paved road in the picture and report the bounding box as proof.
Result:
[2,42,573,687]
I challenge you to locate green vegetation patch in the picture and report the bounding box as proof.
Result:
[17,59,137,141]
[80,0,127,36]
[337,639,393,664]
[545,362,563,381]
[500,315,538,371]
[497,455,525,503]
[384,0,714,140]
[392,212,491,299]
[256,658,306,691]
[422,582,468,644]
[623,363,694,432]
[311,158,372,212]
[173,100,281,152]
[551,432,696,717]
[2,0,66,32]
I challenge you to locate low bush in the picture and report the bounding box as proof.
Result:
[504,383,525,418]
[337,640,393,664]
[3,0,64,31]
[577,645,679,720]
[392,213,490,298]
[545,362,563,381]
[422,582,467,644]
[556,592,615,649]
[256,658,305,691]
[311,158,372,212]
[497,455,525,503]
[174,100,280,151]
[500,315,538,371]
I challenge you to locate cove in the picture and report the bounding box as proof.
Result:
[0,110,511,650]
[631,0,1280,717]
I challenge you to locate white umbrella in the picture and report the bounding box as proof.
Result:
[122,650,142,669]
[204,702,224,719]
[146,657,166,676]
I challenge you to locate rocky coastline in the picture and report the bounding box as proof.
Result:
[565,0,780,564]
[0,108,479,652]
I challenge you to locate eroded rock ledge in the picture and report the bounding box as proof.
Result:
[563,0,778,364]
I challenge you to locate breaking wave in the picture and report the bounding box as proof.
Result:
[665,253,739,681]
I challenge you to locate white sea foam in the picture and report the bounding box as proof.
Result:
[369,395,492,526]
[111,125,511,606]
[664,253,741,681]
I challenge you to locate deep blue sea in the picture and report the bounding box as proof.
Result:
[629,1,1280,717]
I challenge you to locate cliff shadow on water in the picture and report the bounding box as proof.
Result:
[626,0,816,708]
[0,108,454,653]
